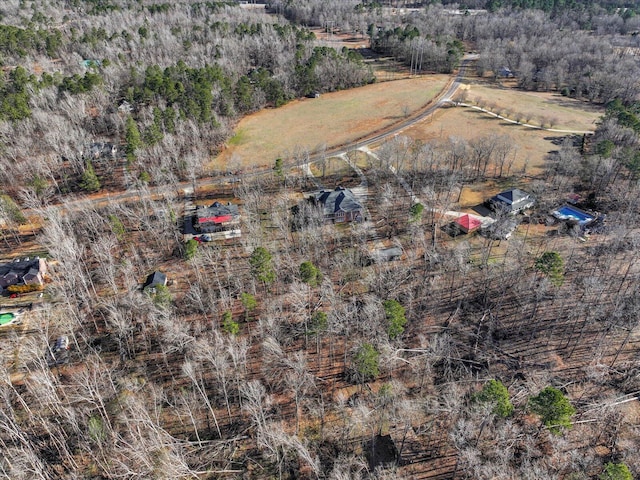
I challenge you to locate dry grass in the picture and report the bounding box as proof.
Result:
[215,76,603,185]
[466,83,602,131]
[310,28,410,81]
[373,82,604,215]
[394,105,588,176]
[213,75,448,170]
[310,27,369,50]
[309,157,351,177]
[457,183,488,208]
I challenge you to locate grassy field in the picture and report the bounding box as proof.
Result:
[396,88,603,177]
[213,75,449,170]
[214,77,603,183]
[309,151,370,178]
[465,83,602,131]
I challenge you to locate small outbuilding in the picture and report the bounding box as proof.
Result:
[143,271,167,293]
[455,214,482,234]
[499,67,514,78]
[372,246,403,263]
[47,335,70,367]
[481,218,519,240]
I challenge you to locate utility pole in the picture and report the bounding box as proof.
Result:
[326,20,335,43]
[410,40,416,76]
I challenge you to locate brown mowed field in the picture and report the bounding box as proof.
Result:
[213,75,448,170]
[396,101,600,176]
[468,83,603,131]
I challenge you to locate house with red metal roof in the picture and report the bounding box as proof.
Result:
[194,201,240,233]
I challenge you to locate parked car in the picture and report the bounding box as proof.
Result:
[54,335,70,352]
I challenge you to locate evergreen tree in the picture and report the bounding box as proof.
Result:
[474,379,514,417]
[125,116,142,162]
[409,202,424,222]
[240,292,257,321]
[249,247,276,285]
[273,158,284,181]
[184,238,198,260]
[353,343,380,383]
[222,310,239,335]
[529,386,576,434]
[383,299,407,340]
[79,161,101,192]
[299,261,322,287]
[535,251,564,286]
[600,463,633,480]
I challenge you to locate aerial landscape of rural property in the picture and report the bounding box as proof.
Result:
[2,0,640,478]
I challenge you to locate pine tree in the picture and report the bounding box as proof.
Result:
[79,161,101,192]
[125,116,142,162]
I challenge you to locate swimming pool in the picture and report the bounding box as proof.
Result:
[0,312,15,326]
[553,205,594,225]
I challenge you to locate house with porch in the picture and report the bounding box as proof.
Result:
[0,257,47,291]
[489,188,534,214]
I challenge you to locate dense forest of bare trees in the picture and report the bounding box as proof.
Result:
[5,126,640,478]
[1,0,640,479]
[0,0,638,197]
[0,0,374,197]
[271,0,640,101]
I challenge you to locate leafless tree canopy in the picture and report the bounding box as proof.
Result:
[1,1,640,479]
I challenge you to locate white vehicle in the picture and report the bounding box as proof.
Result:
[48,335,70,367]
[54,335,70,352]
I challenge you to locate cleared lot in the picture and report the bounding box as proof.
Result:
[213,75,449,170]
[465,84,602,131]
[397,85,603,175]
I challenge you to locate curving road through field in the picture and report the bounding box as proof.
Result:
[320,56,475,157]
[35,58,475,215]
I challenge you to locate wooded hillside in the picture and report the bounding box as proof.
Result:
[1,1,640,479]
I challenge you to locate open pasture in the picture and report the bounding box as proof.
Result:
[213,75,448,170]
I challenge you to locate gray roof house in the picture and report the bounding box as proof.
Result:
[0,257,47,289]
[489,189,534,214]
[313,187,363,223]
[372,247,403,263]
[87,142,118,160]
